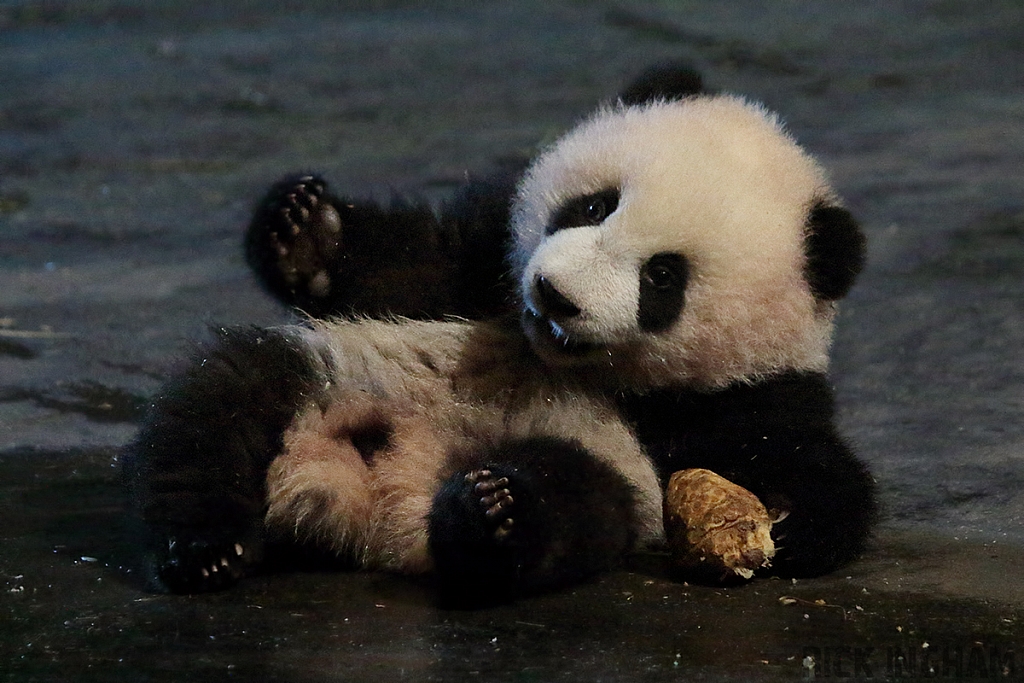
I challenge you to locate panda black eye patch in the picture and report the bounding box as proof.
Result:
[547,188,620,234]
[638,252,689,332]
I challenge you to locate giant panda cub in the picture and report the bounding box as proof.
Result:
[124,69,876,605]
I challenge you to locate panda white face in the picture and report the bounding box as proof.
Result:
[520,187,690,355]
[511,96,844,390]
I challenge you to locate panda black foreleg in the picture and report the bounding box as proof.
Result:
[727,432,877,579]
[427,437,638,607]
[122,326,327,593]
[625,373,876,579]
[245,172,516,320]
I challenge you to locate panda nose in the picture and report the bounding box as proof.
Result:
[534,275,581,318]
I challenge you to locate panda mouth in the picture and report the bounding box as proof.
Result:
[522,309,601,358]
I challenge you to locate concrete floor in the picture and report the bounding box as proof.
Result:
[2,1,1023,680]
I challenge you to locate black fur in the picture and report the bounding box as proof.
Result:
[428,437,638,607]
[245,171,518,320]
[549,188,621,233]
[122,326,327,593]
[618,62,704,106]
[619,371,877,578]
[804,202,866,301]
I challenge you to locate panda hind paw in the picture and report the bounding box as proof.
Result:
[155,536,250,594]
[253,174,343,298]
[464,469,516,542]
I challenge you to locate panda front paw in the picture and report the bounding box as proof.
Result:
[153,535,258,594]
[464,469,516,542]
[428,466,527,606]
[248,174,343,304]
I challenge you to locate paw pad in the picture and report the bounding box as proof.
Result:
[465,469,516,541]
[254,175,343,297]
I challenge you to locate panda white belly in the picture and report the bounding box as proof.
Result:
[263,317,663,591]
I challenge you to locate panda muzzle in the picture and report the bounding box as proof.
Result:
[533,275,582,320]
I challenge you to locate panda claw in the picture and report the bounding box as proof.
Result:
[154,533,258,594]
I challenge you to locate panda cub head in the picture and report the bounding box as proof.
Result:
[511,94,864,391]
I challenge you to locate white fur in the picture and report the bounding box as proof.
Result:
[523,227,642,343]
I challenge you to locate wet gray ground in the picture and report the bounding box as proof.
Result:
[2,1,1023,680]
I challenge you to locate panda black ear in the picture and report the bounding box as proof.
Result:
[618,63,704,106]
[804,203,866,301]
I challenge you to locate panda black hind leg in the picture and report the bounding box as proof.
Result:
[122,326,328,593]
[427,437,639,607]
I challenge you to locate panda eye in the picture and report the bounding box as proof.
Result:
[642,254,687,291]
[644,264,678,290]
[638,252,689,333]
[585,197,609,222]
[548,188,620,234]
